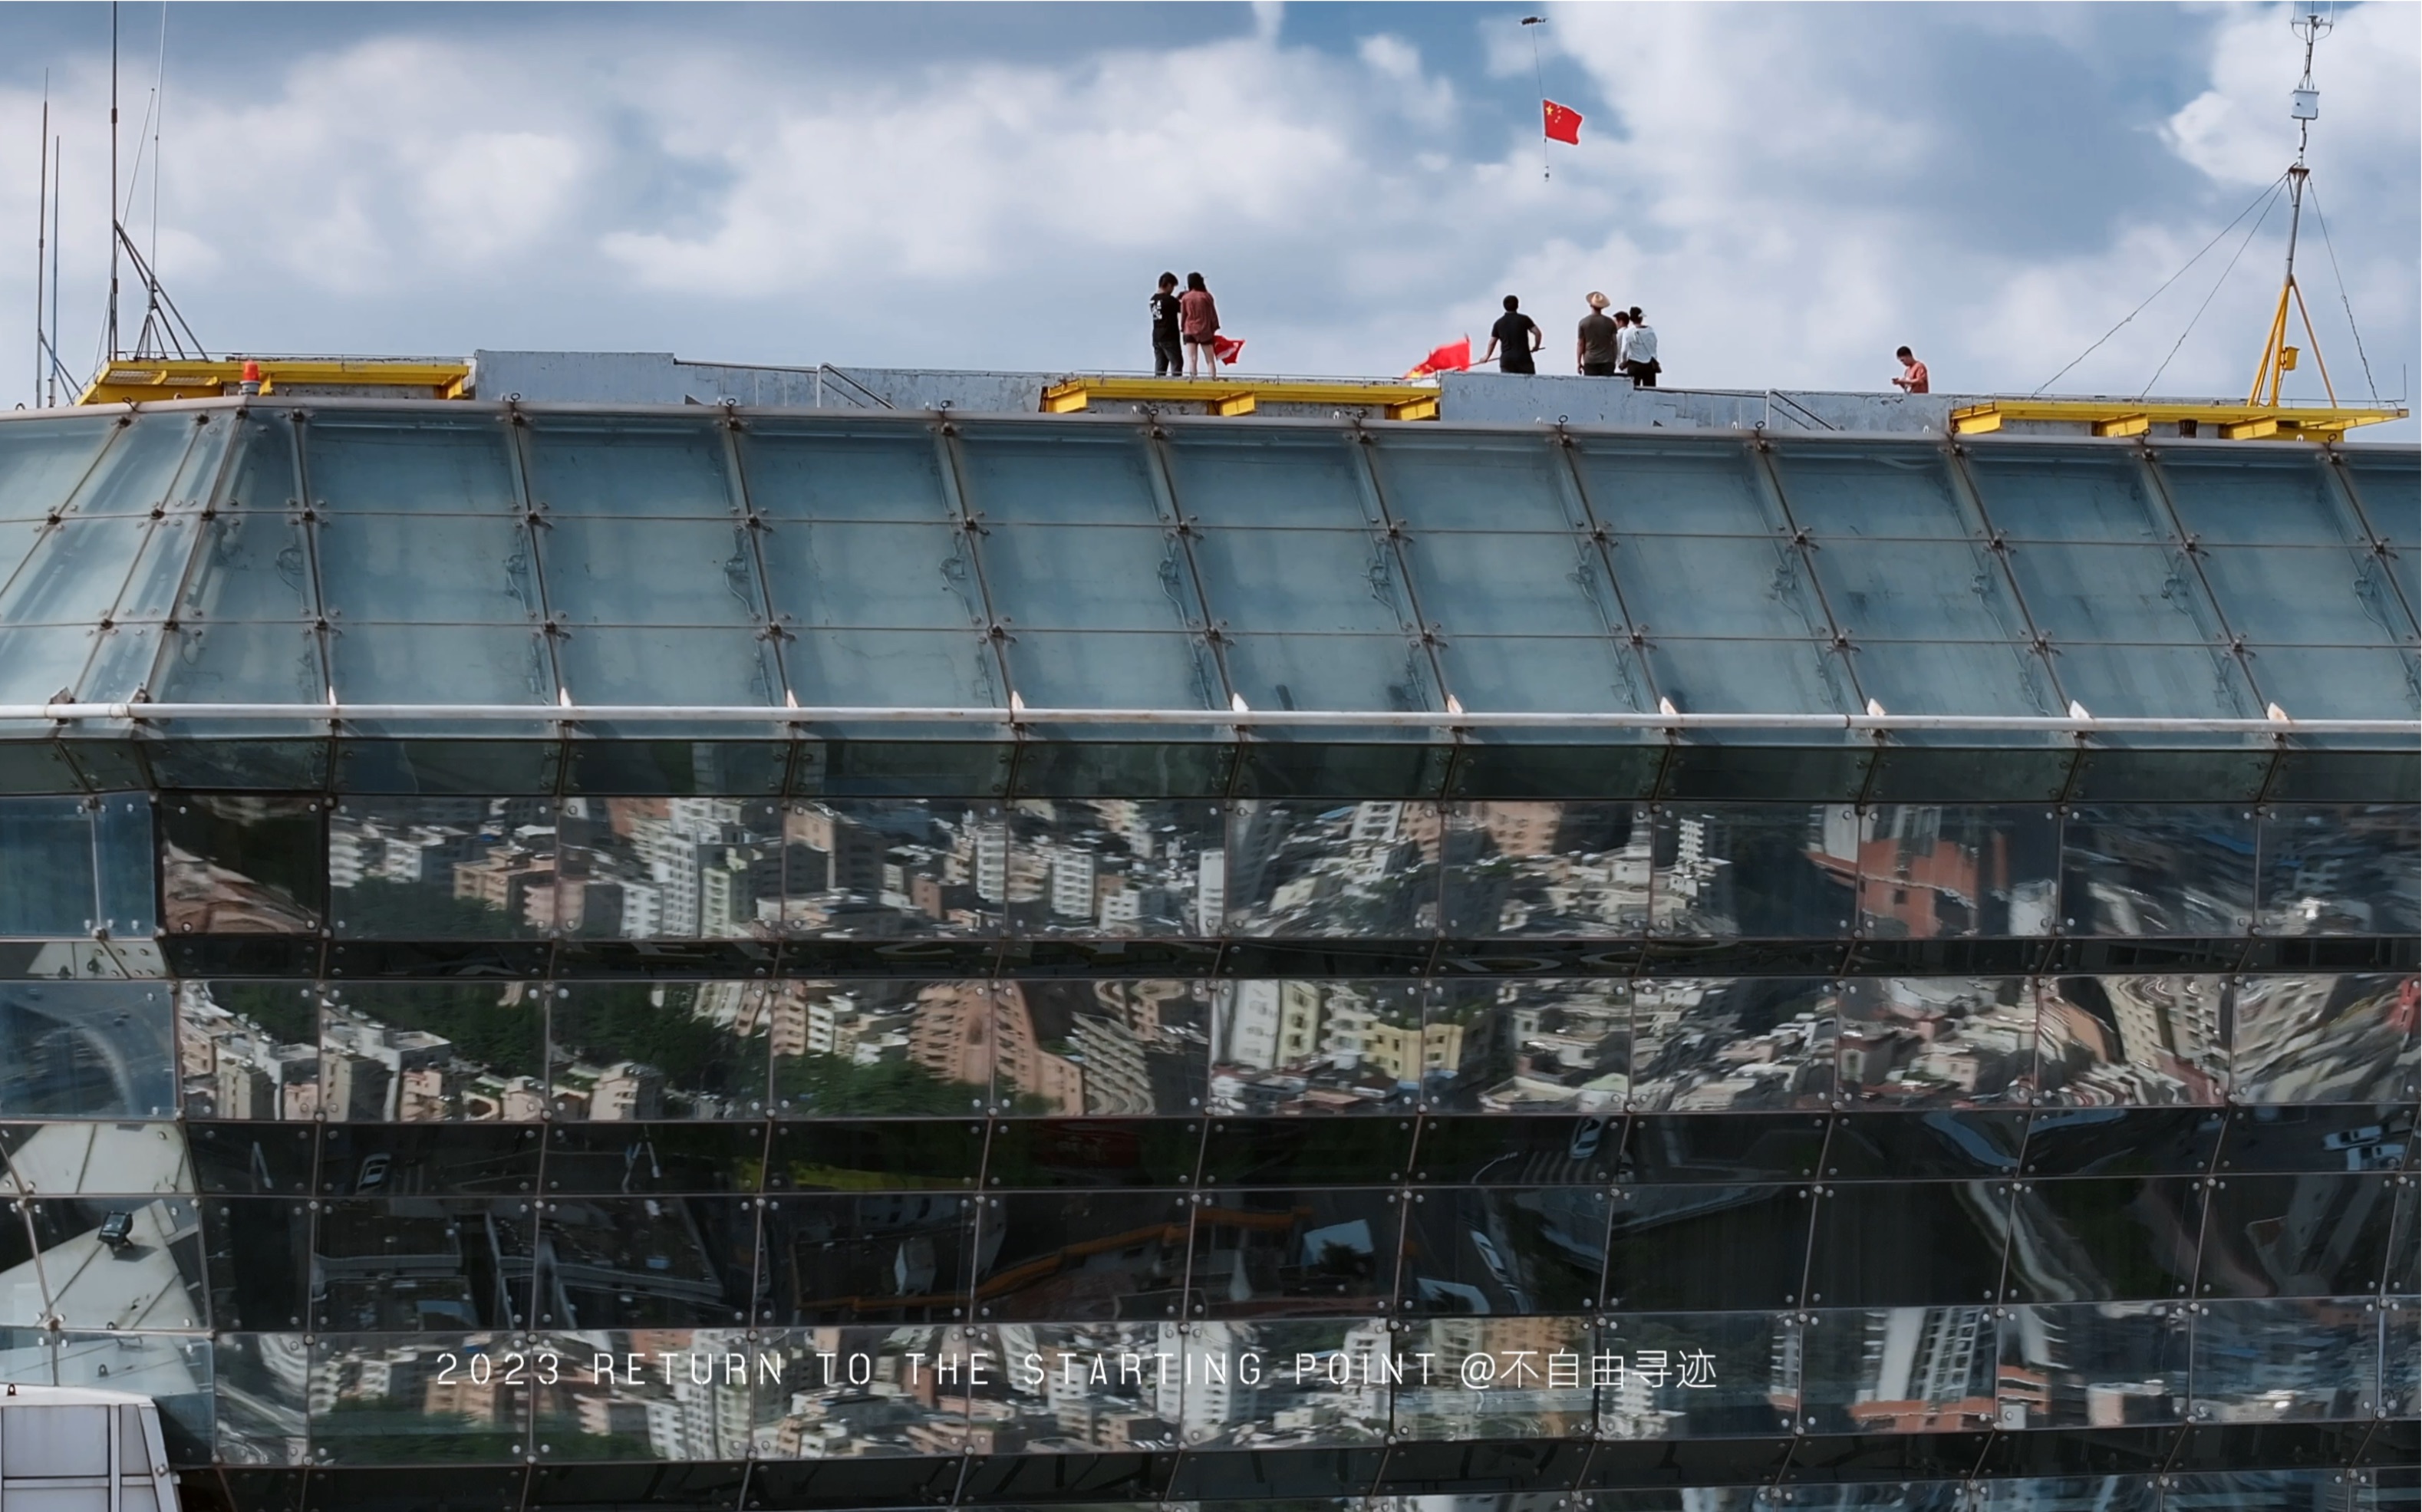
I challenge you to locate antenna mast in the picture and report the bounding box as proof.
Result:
[2246,5,2338,406]
[33,80,47,406]
[107,0,120,364]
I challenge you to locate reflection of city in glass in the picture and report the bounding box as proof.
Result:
[0,408,2412,1508]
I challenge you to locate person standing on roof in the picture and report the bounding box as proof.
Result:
[1893,347,1929,394]
[1577,292,1620,377]
[1150,273,1185,377]
[1180,273,1221,378]
[1481,295,1543,375]
[1622,308,1659,387]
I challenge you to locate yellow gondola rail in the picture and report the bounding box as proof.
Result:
[1041,375,1442,421]
[77,357,473,406]
[1949,397,2405,442]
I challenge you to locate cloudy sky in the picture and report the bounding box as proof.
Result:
[2,2,2415,431]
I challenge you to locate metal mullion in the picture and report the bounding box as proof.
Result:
[2128,446,2274,736]
[1139,420,1244,799]
[1940,443,2084,814]
[1343,423,1452,707]
[930,419,1016,723]
[496,407,570,802]
[1551,427,1672,733]
[283,412,338,790]
[120,410,242,711]
[713,408,795,717]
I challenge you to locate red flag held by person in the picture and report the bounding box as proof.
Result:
[1543,100,1583,146]
[1406,338,1472,379]
[1212,335,1245,366]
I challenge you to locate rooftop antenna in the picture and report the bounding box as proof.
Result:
[106,0,119,364]
[1522,16,1550,180]
[124,1,200,362]
[32,75,48,405]
[2246,5,2335,406]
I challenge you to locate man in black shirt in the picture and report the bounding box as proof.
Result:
[1577,292,1619,376]
[1148,272,1183,377]
[1480,295,1542,375]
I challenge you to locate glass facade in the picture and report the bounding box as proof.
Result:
[0,402,2414,1512]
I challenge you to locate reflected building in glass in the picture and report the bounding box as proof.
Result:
[0,396,2413,1512]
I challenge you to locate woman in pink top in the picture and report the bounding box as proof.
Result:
[1179,272,1221,377]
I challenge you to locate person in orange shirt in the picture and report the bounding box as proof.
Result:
[1893,347,1929,394]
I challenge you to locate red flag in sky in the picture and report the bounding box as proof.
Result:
[1407,338,1472,378]
[1212,335,1245,366]
[1543,100,1583,145]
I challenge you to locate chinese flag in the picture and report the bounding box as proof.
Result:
[1408,338,1471,378]
[1543,100,1583,145]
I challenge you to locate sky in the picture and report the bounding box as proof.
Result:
[1,1,2415,433]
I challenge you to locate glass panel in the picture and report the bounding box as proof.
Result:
[321,982,546,1121]
[0,796,96,935]
[2049,641,2260,721]
[1797,1306,1998,1433]
[974,1189,1192,1321]
[1161,432,1378,530]
[307,415,521,514]
[211,1332,311,1464]
[0,980,176,1117]
[1174,1319,1390,1447]
[1367,433,1584,533]
[765,981,990,1117]
[1439,802,1647,938]
[61,411,209,516]
[306,1333,531,1462]
[2153,450,2368,546]
[1197,1117,1415,1186]
[1807,537,2035,644]
[94,791,153,938]
[1596,1311,1789,1440]
[1188,529,1416,636]
[328,621,554,706]
[0,1118,189,1194]
[959,1321,1182,1456]
[954,427,1168,526]
[313,1201,536,1330]
[977,524,1201,631]
[2217,1102,2415,1174]
[529,1196,758,1327]
[1850,637,2065,721]
[1628,979,1837,1111]
[1806,1182,2012,1307]
[2186,1298,2378,1421]
[1000,629,1226,713]
[2035,977,2229,1106]
[1412,1113,1623,1181]
[152,620,328,707]
[332,797,555,940]
[774,801,1007,940]
[524,418,735,517]
[1425,982,1632,1115]
[542,1121,766,1196]
[176,511,315,622]
[1395,1313,1597,1440]
[1607,534,1831,639]
[0,516,156,624]
[1652,806,1855,938]
[554,624,782,707]
[1396,530,1625,637]
[160,796,322,934]
[983,1118,1202,1188]
[1570,440,1778,536]
[1639,636,1860,716]
[786,626,1000,709]
[1396,1186,1608,1315]
[746,1325,964,1458]
[1218,632,1442,717]
[178,982,320,1122]
[1185,1188,1400,1318]
[757,519,984,629]
[1836,979,2038,1106]
[1769,443,1974,539]
[541,516,765,625]
[528,1326,755,1461]
[2002,542,2226,644]
[2246,641,2420,723]
[0,416,117,521]
[315,511,539,622]
[2228,973,2417,1108]
[2341,451,2418,551]
[1963,450,2172,542]
[2002,1178,2203,1302]
[30,1193,206,1327]
[1853,808,2059,941]
[2196,1174,2401,1298]
[989,980,1209,1115]
[1005,801,1221,940]
[2257,804,2418,937]
[1604,1183,1811,1309]
[549,983,773,1120]
[1223,804,1439,939]
[1826,1111,2026,1179]
[2021,1107,2226,1178]
[758,1191,974,1323]
[1432,634,1656,717]
[558,796,786,941]
[2200,545,2407,645]
[738,423,953,522]
[1210,981,1428,1112]
[2060,806,2257,937]
[1995,1302,2189,1430]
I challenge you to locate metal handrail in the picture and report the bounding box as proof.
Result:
[0,702,2410,735]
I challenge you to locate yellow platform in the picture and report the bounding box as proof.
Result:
[78,357,473,406]
[1950,397,2406,441]
[1041,376,1441,420]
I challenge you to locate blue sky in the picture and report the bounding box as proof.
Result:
[2,2,2415,430]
